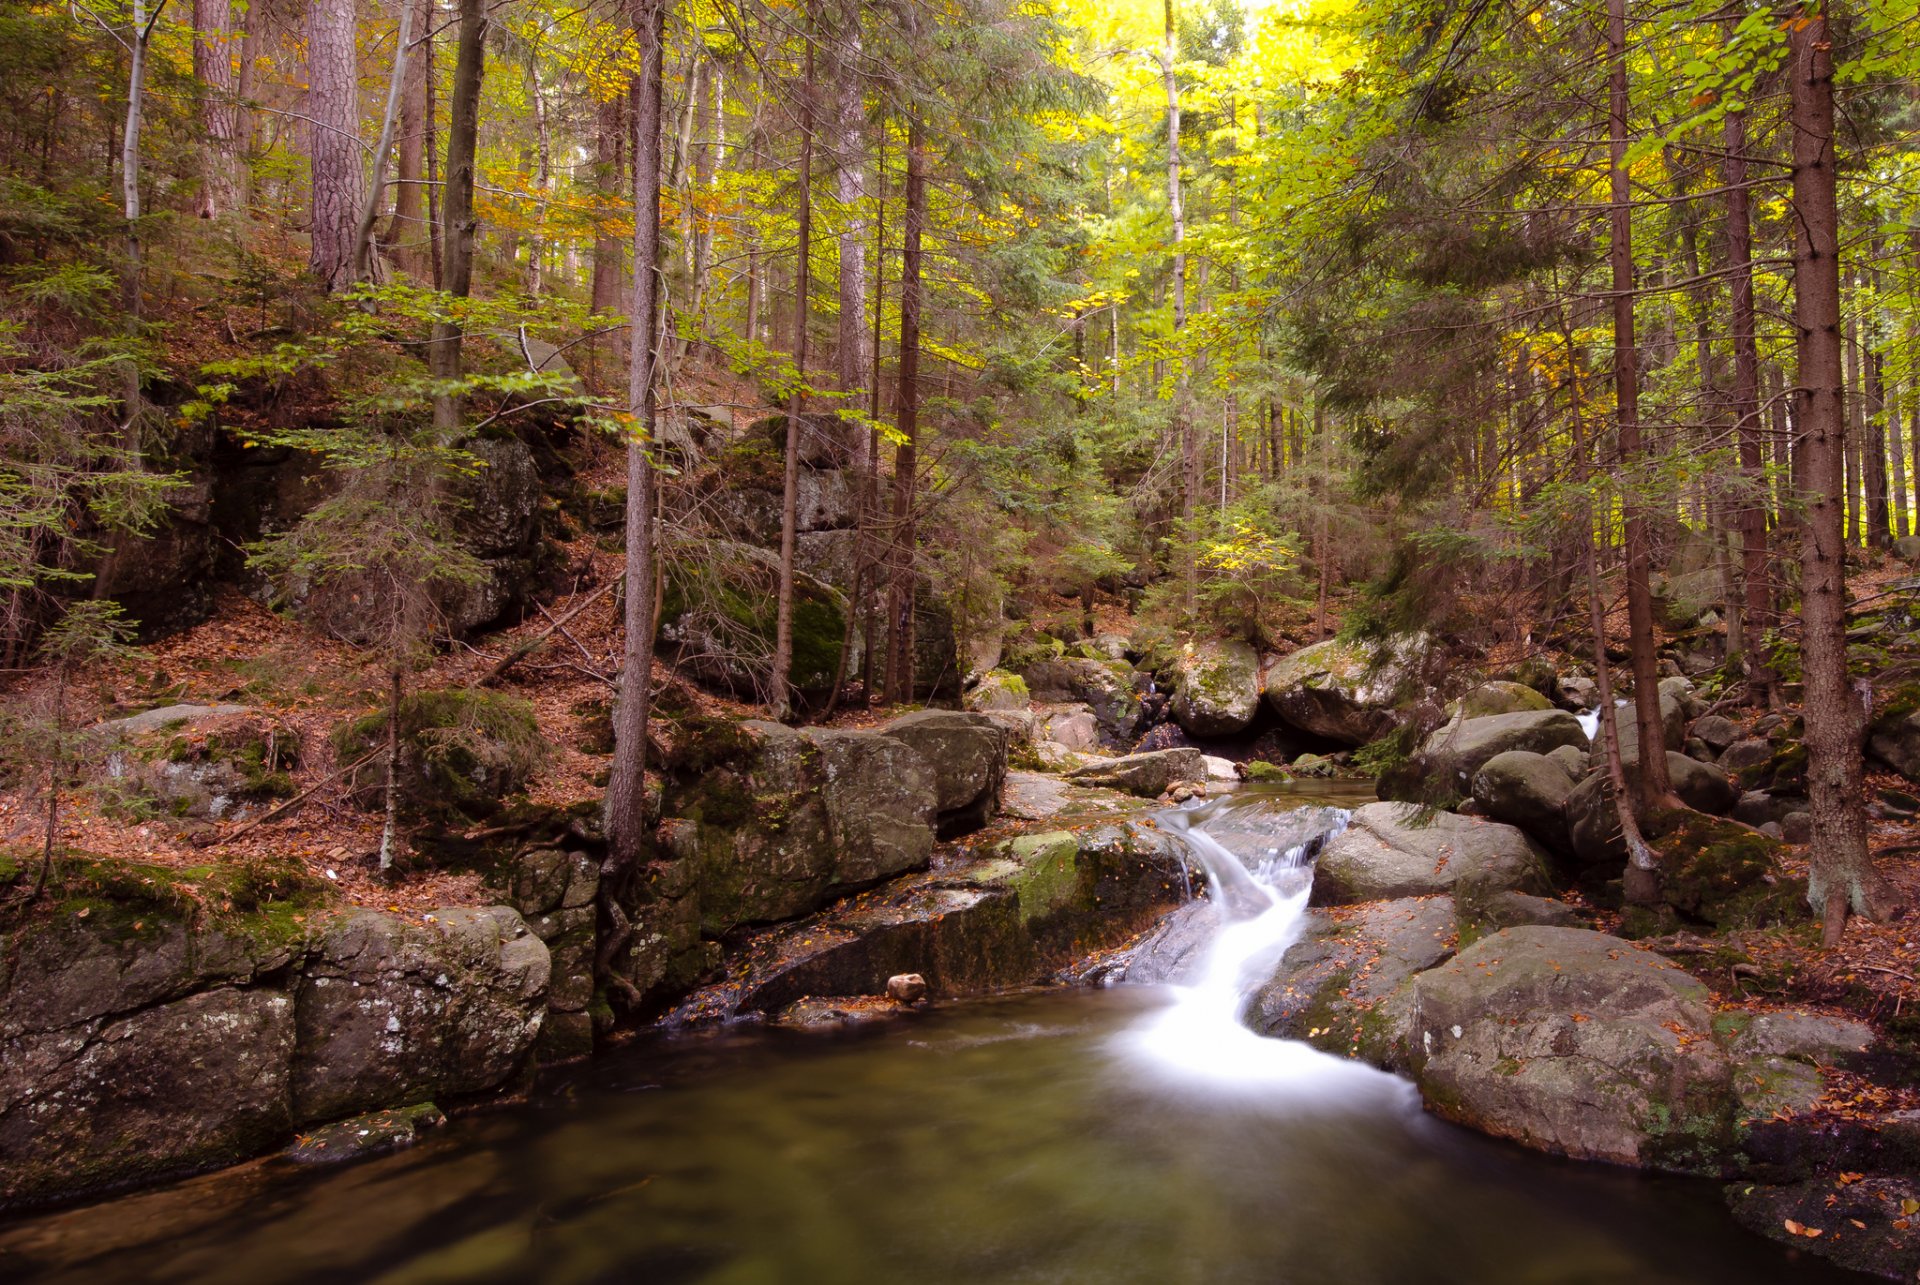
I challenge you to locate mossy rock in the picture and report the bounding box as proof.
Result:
[1649,810,1805,930]
[333,689,548,824]
[657,541,850,702]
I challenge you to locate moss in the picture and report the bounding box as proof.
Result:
[1244,760,1290,783]
[1650,810,1806,930]
[1735,741,1806,794]
[658,557,847,696]
[675,771,756,829]
[1003,833,1083,921]
[666,714,760,776]
[333,688,547,824]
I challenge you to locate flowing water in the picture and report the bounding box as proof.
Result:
[0,782,1853,1284]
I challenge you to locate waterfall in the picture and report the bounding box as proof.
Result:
[1576,698,1626,743]
[1113,791,1416,1106]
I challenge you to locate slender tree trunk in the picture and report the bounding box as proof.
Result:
[831,16,869,469]
[1724,97,1774,706]
[378,666,403,872]
[352,0,416,284]
[391,0,431,274]
[526,55,552,296]
[1161,0,1195,611]
[305,0,365,290]
[428,0,485,433]
[590,91,626,378]
[1891,378,1909,540]
[1788,9,1896,944]
[770,36,815,721]
[193,0,243,217]
[885,110,926,703]
[1846,310,1867,547]
[1608,0,1675,874]
[425,33,443,289]
[606,0,666,874]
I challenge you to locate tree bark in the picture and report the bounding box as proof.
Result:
[770,35,815,722]
[589,91,626,379]
[1607,0,1676,879]
[192,0,243,217]
[391,0,432,274]
[305,0,365,290]
[1723,97,1774,706]
[351,0,416,284]
[1162,0,1195,611]
[606,0,666,875]
[884,110,926,704]
[1788,8,1896,944]
[830,12,869,469]
[428,0,485,433]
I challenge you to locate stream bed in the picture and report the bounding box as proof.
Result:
[0,783,1858,1284]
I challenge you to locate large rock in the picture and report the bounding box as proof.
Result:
[1170,640,1262,738]
[1447,681,1552,719]
[1312,803,1551,912]
[1407,927,1735,1170]
[1017,656,1143,746]
[662,721,939,932]
[1469,750,1576,849]
[1563,754,1745,868]
[1261,633,1433,746]
[292,907,550,1122]
[1869,689,1920,781]
[1064,748,1205,798]
[1586,689,1687,772]
[964,669,1030,713]
[881,710,1010,835]
[1414,710,1588,796]
[98,704,300,822]
[657,541,854,703]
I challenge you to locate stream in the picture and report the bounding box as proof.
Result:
[0,783,1853,1283]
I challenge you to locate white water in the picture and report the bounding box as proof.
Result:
[1577,698,1629,742]
[1114,796,1418,1108]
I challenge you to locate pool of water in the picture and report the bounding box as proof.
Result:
[0,986,1852,1284]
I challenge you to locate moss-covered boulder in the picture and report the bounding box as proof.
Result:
[881,710,1010,835]
[1170,639,1262,738]
[661,720,939,933]
[1647,811,1801,929]
[1261,633,1433,747]
[333,689,547,824]
[1469,750,1577,851]
[1407,710,1588,798]
[1407,927,1737,1171]
[99,704,300,821]
[1064,748,1206,798]
[1869,684,1920,782]
[1447,681,1553,719]
[657,541,853,703]
[1017,655,1143,746]
[1562,755,1748,871]
[965,668,1030,713]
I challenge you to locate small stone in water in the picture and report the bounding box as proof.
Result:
[886,973,928,1004]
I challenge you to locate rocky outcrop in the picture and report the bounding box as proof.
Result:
[1311,802,1552,912]
[1018,656,1143,746]
[98,704,300,822]
[880,710,1011,835]
[1447,681,1552,719]
[1170,640,1261,737]
[1469,750,1576,849]
[1406,927,1736,1170]
[0,901,548,1210]
[657,540,855,704]
[1261,633,1432,746]
[1064,748,1205,798]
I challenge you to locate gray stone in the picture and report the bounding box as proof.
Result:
[1261,633,1433,746]
[1408,927,1735,1170]
[965,668,1030,713]
[1691,714,1741,753]
[1546,743,1589,780]
[1719,738,1775,773]
[1781,811,1812,844]
[883,709,1010,834]
[1170,640,1262,738]
[1468,750,1576,847]
[1419,710,1588,794]
[285,1102,445,1165]
[1732,1011,1874,1061]
[1447,681,1552,719]
[1064,748,1206,798]
[1019,657,1142,746]
[1312,803,1551,911]
[96,702,254,737]
[1043,706,1100,751]
[1667,753,1738,816]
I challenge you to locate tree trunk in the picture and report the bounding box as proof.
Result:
[589,91,626,379]
[770,36,815,722]
[428,0,485,433]
[352,0,416,284]
[830,17,869,469]
[1607,0,1675,871]
[305,0,365,290]
[606,0,666,875]
[391,0,432,274]
[1162,0,1195,612]
[884,110,926,704]
[1788,8,1896,944]
[1723,97,1774,706]
[192,0,243,217]
[377,666,403,873]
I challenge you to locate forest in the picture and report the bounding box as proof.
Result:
[5,0,1920,1278]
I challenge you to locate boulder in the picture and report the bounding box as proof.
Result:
[1563,753,1743,868]
[1666,754,1738,816]
[1043,707,1100,751]
[964,668,1030,713]
[658,541,854,703]
[1546,743,1589,780]
[1170,640,1262,738]
[332,689,546,825]
[1018,657,1143,746]
[1690,714,1741,754]
[1413,710,1588,797]
[99,705,300,822]
[501,846,606,1062]
[1719,737,1775,774]
[750,410,863,468]
[1447,681,1553,719]
[1407,927,1736,1170]
[1261,633,1433,746]
[1870,692,1920,781]
[1311,803,1552,912]
[1585,689,1686,771]
[661,720,940,931]
[441,436,549,638]
[1468,750,1576,849]
[1897,535,1920,564]
[882,710,1010,835]
[1064,748,1206,798]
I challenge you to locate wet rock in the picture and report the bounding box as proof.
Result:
[1408,926,1736,1170]
[1311,803,1551,911]
[1727,1174,1920,1280]
[1064,748,1206,798]
[1101,901,1216,986]
[1468,750,1577,849]
[1447,681,1552,719]
[886,973,929,1004]
[1406,710,1588,798]
[292,907,551,1123]
[1170,640,1262,738]
[286,1103,445,1165]
[882,710,1010,835]
[663,721,939,932]
[1250,895,1458,1066]
[1261,633,1433,746]
[1557,675,1598,710]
